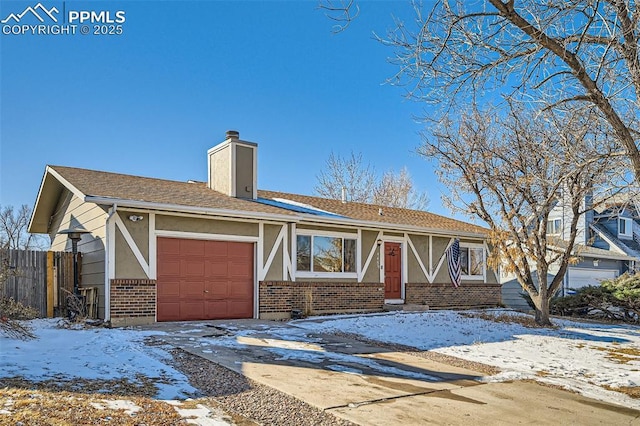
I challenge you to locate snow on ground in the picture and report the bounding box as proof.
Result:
[0,319,197,400]
[3,311,639,413]
[293,310,640,410]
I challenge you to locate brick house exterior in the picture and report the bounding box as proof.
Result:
[30,131,500,325]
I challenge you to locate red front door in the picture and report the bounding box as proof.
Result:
[384,242,402,299]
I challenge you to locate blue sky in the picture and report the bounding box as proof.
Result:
[0,1,452,216]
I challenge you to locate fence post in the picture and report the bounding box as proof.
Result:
[47,251,54,318]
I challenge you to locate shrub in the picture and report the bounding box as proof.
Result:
[551,273,640,323]
[0,297,37,339]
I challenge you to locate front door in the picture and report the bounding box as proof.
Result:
[384,242,402,299]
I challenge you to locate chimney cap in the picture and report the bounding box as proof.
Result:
[226,130,240,140]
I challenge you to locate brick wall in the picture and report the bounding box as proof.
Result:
[405,282,501,308]
[259,281,384,319]
[110,279,156,326]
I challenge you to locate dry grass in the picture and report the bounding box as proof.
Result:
[535,370,551,377]
[460,312,552,328]
[593,346,640,364]
[603,385,640,399]
[0,388,189,425]
[0,374,163,397]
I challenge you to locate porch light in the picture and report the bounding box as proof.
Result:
[58,228,91,296]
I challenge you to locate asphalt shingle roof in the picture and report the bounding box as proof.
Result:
[50,165,487,235]
[51,165,296,217]
[258,190,487,234]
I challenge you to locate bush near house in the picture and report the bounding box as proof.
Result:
[549,274,640,324]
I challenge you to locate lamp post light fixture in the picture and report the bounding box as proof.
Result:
[58,228,91,296]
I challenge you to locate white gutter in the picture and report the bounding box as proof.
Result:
[575,250,637,261]
[86,195,487,239]
[295,214,487,239]
[104,204,117,322]
[28,167,50,233]
[85,196,300,223]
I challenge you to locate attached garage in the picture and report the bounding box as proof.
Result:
[156,237,254,321]
[567,268,618,291]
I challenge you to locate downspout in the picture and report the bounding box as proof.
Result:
[104,204,117,322]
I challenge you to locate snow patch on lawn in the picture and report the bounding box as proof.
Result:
[292,310,640,410]
[0,319,197,400]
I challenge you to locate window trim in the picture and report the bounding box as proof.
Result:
[295,230,358,279]
[547,218,562,235]
[619,217,633,238]
[459,242,485,281]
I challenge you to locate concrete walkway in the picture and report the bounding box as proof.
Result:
[143,320,640,425]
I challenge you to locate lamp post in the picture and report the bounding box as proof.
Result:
[58,228,90,296]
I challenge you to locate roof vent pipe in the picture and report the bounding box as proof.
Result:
[341,187,347,204]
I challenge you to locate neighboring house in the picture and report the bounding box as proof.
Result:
[29,131,500,326]
[590,202,640,266]
[502,193,638,310]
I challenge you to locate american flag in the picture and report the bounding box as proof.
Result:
[446,239,461,288]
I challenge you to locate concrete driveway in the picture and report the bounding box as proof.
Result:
[144,320,640,425]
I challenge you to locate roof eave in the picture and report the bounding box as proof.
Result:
[84,196,302,223]
[85,196,487,238]
[296,214,487,238]
[29,166,87,234]
[589,224,631,256]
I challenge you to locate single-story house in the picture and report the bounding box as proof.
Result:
[29,130,500,326]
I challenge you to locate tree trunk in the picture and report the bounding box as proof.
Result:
[533,295,553,326]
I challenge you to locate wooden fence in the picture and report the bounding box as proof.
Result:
[1,249,76,317]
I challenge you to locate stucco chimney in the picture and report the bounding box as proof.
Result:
[207,130,257,199]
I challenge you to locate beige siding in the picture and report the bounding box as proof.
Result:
[209,144,231,195]
[486,267,499,284]
[117,211,149,264]
[263,224,283,281]
[156,215,259,236]
[48,191,107,318]
[235,145,254,198]
[407,234,429,282]
[115,226,147,279]
[361,230,381,282]
[433,236,453,282]
[384,232,403,238]
[264,244,283,281]
[297,224,356,234]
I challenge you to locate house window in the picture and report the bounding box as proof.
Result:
[547,218,562,235]
[296,233,357,276]
[619,217,632,238]
[459,244,484,279]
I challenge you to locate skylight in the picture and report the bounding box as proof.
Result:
[254,197,344,218]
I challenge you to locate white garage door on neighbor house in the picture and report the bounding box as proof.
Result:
[567,268,618,291]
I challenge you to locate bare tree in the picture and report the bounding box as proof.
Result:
[0,205,48,250]
[318,0,360,34]
[315,152,430,209]
[381,0,640,184]
[315,152,377,203]
[427,104,626,325]
[373,167,430,210]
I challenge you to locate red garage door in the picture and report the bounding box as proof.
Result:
[157,238,254,321]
